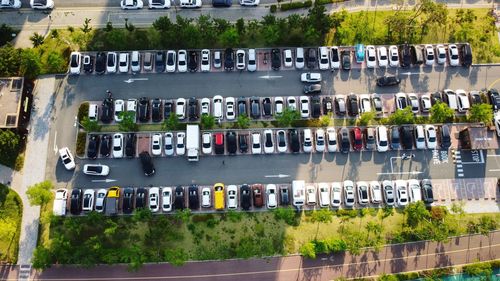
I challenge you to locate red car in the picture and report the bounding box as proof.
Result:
[214,133,224,155]
[351,127,363,151]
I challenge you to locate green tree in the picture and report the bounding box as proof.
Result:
[219,28,239,47]
[358,111,376,126]
[162,114,179,131]
[0,129,21,168]
[29,32,44,47]
[118,111,138,132]
[273,207,297,226]
[276,108,300,127]
[201,114,216,130]
[32,246,52,270]
[404,201,430,228]
[164,248,188,266]
[299,241,316,259]
[81,18,92,33]
[463,261,493,277]
[80,116,101,132]
[0,44,22,76]
[310,208,333,238]
[389,107,414,125]
[0,24,16,46]
[45,51,66,73]
[26,180,54,206]
[174,208,192,224]
[468,103,493,125]
[430,102,454,123]
[20,48,41,79]
[478,215,498,235]
[236,115,250,129]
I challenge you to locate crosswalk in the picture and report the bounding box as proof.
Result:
[18,264,31,280]
[452,149,464,177]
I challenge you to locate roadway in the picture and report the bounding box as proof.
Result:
[25,230,499,280]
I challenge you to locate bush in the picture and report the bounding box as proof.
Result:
[191,213,214,223]
[78,102,89,123]
[280,1,311,11]
[0,129,21,169]
[14,154,24,171]
[273,207,298,226]
[270,4,277,13]
[76,132,87,157]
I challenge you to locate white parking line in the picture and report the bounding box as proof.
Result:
[458,174,464,177]
[487,154,500,157]
[489,169,500,172]
[377,171,423,175]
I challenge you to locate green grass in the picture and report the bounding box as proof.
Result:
[0,185,22,263]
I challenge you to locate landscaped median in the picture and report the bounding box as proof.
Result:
[0,184,22,264]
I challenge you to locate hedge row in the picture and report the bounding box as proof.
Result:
[279,0,312,11]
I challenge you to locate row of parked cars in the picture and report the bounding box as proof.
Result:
[119,0,259,9]
[53,179,435,216]
[0,0,53,9]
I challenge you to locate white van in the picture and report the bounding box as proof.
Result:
[88,103,98,121]
[131,51,141,73]
[295,48,304,69]
[292,180,305,207]
[376,125,388,152]
[247,49,256,72]
[53,189,68,216]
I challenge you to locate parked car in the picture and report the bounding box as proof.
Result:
[351,127,363,151]
[295,47,305,69]
[271,48,281,70]
[226,131,237,154]
[122,187,134,214]
[100,135,111,157]
[421,179,434,204]
[149,187,160,212]
[70,188,82,215]
[201,187,211,208]
[343,180,355,207]
[306,185,316,206]
[408,179,422,202]
[280,186,290,206]
[82,189,95,212]
[252,184,264,208]
[83,164,110,176]
[289,129,300,153]
[87,135,100,159]
[188,185,199,209]
[239,133,248,153]
[101,98,113,123]
[341,50,351,70]
[369,181,382,204]
[318,183,330,208]
[306,48,317,69]
[162,187,173,212]
[151,98,162,122]
[188,51,198,72]
[95,189,106,213]
[395,180,408,207]
[382,180,395,206]
[236,49,245,70]
[177,49,188,72]
[224,48,234,70]
[95,52,106,74]
[174,186,185,209]
[202,132,212,155]
[227,185,238,209]
[201,49,211,72]
[240,184,251,210]
[135,187,147,209]
[69,52,81,75]
[155,51,166,73]
[357,181,369,205]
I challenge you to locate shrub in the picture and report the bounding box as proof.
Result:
[270,4,277,13]
[76,132,87,156]
[191,213,214,223]
[14,154,24,171]
[280,1,311,11]
[299,241,316,259]
[273,207,298,226]
[0,129,21,168]
[78,102,89,123]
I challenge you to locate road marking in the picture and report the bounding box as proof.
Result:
[377,171,423,175]
[28,243,500,280]
[265,174,290,178]
[124,78,149,83]
[488,76,500,90]
[258,75,283,79]
[53,131,58,154]
[401,71,420,76]
[458,173,464,177]
[489,169,500,172]
[91,179,117,183]
[487,154,500,157]
[457,169,463,173]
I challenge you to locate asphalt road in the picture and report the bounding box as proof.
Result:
[26,231,499,281]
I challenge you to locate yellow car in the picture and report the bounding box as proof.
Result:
[213,183,225,211]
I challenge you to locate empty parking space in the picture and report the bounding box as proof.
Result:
[431,178,498,202]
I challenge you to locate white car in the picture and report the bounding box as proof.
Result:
[213,51,222,69]
[251,132,261,154]
[164,132,174,156]
[425,125,437,149]
[95,189,107,213]
[343,180,355,207]
[377,46,388,67]
[82,189,95,212]
[407,93,419,113]
[239,0,259,5]
[415,125,426,150]
[326,127,337,152]
[376,125,389,152]
[365,45,377,68]
[227,185,238,209]
[59,147,76,171]
[202,132,212,154]
[201,187,211,208]
[283,49,293,68]
[408,179,422,202]
[395,180,408,207]
[274,97,284,115]
[236,50,246,70]
[69,52,81,75]
[369,181,382,204]
[276,130,287,153]
[149,0,170,8]
[225,97,236,120]
[263,129,274,154]
[420,94,432,113]
[166,50,176,72]
[331,183,342,207]
[127,98,137,118]
[456,89,470,112]
[436,44,446,64]
[315,129,325,152]
[300,72,321,83]
[295,48,305,69]
[287,96,297,111]
[395,92,408,111]
[382,180,395,206]
[330,46,340,69]
[318,46,330,70]
[180,0,202,8]
[213,95,223,119]
[121,0,143,9]
[299,96,309,118]
[318,183,330,208]
[151,133,162,156]
[424,44,435,66]
[30,0,53,9]
[302,129,313,153]
[448,44,459,66]
[162,187,173,212]
[118,53,129,73]
[200,98,210,116]
[176,98,186,119]
[306,185,316,206]
[112,134,124,158]
[114,99,125,122]
[176,132,186,155]
[357,181,369,205]
[443,89,458,110]
[1,0,21,8]
[83,164,110,176]
[177,50,187,72]
[149,187,160,212]
[200,49,211,72]
[106,52,117,73]
[388,45,399,67]
[247,49,256,72]
[359,94,371,113]
[266,184,277,209]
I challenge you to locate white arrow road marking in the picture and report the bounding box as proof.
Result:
[53,131,58,154]
[124,78,149,83]
[259,75,283,79]
[92,179,117,183]
[265,174,290,178]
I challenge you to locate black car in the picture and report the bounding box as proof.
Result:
[339,127,350,153]
[95,52,106,75]
[440,124,451,149]
[400,125,414,149]
[155,51,166,73]
[488,88,500,111]
[100,134,111,157]
[83,55,94,73]
[341,50,351,70]
[421,179,434,204]
[188,97,199,121]
[226,131,237,154]
[304,84,321,95]
[135,187,147,209]
[139,151,155,176]
[224,48,234,71]
[271,48,281,70]
[164,100,173,119]
[125,134,137,158]
[188,51,198,72]
[240,184,252,210]
[399,44,412,67]
[311,96,321,118]
[212,0,231,6]
[237,97,247,117]
[188,185,199,209]
[390,126,401,150]
[87,135,100,159]
[250,97,260,119]
[262,97,272,117]
[238,134,248,153]
[306,48,317,69]
[430,91,443,105]
[174,186,185,209]
[280,186,289,206]
[151,98,162,122]
[101,98,113,123]
[322,97,333,115]
[289,129,300,153]
[469,91,482,105]
[138,97,150,122]
[377,76,401,87]
[70,188,82,215]
[123,187,135,214]
[347,94,359,116]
